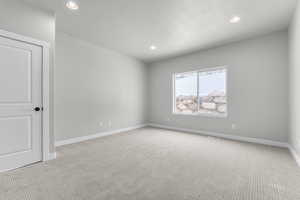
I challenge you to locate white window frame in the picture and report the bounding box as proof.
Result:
[172,66,228,118]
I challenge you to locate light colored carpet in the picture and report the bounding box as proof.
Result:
[1,127,300,200]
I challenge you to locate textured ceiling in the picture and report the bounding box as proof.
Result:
[22,0,297,62]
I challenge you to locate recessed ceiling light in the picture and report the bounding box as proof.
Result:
[66,0,79,10]
[150,45,157,50]
[230,16,241,23]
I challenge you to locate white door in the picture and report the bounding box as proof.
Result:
[0,35,43,172]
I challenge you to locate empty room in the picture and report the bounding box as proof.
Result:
[1,0,300,199]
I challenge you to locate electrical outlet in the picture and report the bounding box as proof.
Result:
[231,124,236,130]
[99,122,103,127]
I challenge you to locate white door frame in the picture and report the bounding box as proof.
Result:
[0,29,52,162]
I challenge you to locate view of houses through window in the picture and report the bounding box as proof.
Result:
[174,67,227,116]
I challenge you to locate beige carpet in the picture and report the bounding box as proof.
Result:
[1,127,300,200]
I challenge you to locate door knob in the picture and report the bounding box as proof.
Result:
[34,107,41,112]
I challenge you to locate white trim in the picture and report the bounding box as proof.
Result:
[172,66,228,118]
[0,29,52,162]
[148,123,289,148]
[55,124,147,147]
[41,44,51,161]
[0,152,56,173]
[172,112,227,118]
[288,145,300,167]
[0,166,22,173]
[0,29,50,47]
[48,152,56,160]
[149,124,300,167]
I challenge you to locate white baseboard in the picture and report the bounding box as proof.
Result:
[43,152,56,161]
[47,152,56,160]
[288,145,300,167]
[55,124,147,147]
[147,123,289,148]
[53,122,300,168]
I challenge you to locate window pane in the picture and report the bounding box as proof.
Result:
[175,72,198,113]
[198,69,227,115]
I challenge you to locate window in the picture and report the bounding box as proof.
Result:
[173,67,227,117]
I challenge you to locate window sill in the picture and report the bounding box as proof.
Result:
[172,112,227,118]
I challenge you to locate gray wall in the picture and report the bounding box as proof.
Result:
[0,1,291,149]
[289,1,300,152]
[0,0,56,153]
[148,31,289,142]
[55,32,147,141]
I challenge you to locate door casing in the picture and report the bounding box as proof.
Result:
[0,29,52,168]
